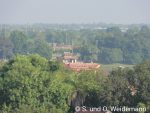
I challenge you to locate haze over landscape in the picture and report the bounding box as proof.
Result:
[0,0,150,24]
[1,1,150,113]
[1,0,150,112]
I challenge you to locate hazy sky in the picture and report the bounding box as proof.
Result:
[0,0,150,24]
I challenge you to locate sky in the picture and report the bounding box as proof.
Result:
[0,0,150,24]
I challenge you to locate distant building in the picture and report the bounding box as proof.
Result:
[120,27,128,32]
[52,43,74,51]
[64,62,100,72]
[63,52,78,63]
[52,51,101,72]
[62,52,100,71]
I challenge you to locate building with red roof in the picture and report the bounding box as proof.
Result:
[63,52,78,63]
[64,62,100,72]
[62,52,100,71]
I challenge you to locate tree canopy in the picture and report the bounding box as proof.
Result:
[0,54,150,113]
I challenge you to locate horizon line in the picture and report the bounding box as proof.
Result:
[0,22,150,26]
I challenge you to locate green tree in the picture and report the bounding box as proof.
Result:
[0,38,14,59]
[0,54,73,113]
[10,31,28,54]
[99,48,123,64]
[32,39,52,59]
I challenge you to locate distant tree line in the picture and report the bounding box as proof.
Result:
[45,25,150,64]
[76,26,150,64]
[0,25,150,64]
[0,30,52,59]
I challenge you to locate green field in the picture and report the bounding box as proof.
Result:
[101,63,134,72]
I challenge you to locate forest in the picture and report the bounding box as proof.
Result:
[0,24,150,113]
[0,24,150,64]
[0,54,150,113]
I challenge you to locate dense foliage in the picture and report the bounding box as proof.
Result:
[0,55,150,113]
[1,25,150,64]
[0,30,52,59]
[45,25,150,64]
[74,26,150,64]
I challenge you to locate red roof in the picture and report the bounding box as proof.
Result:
[64,62,100,71]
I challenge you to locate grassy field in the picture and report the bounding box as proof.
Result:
[101,63,134,73]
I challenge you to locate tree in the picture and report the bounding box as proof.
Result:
[0,54,73,113]
[10,31,28,54]
[99,48,123,64]
[0,38,14,59]
[32,39,52,59]
[133,62,150,105]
